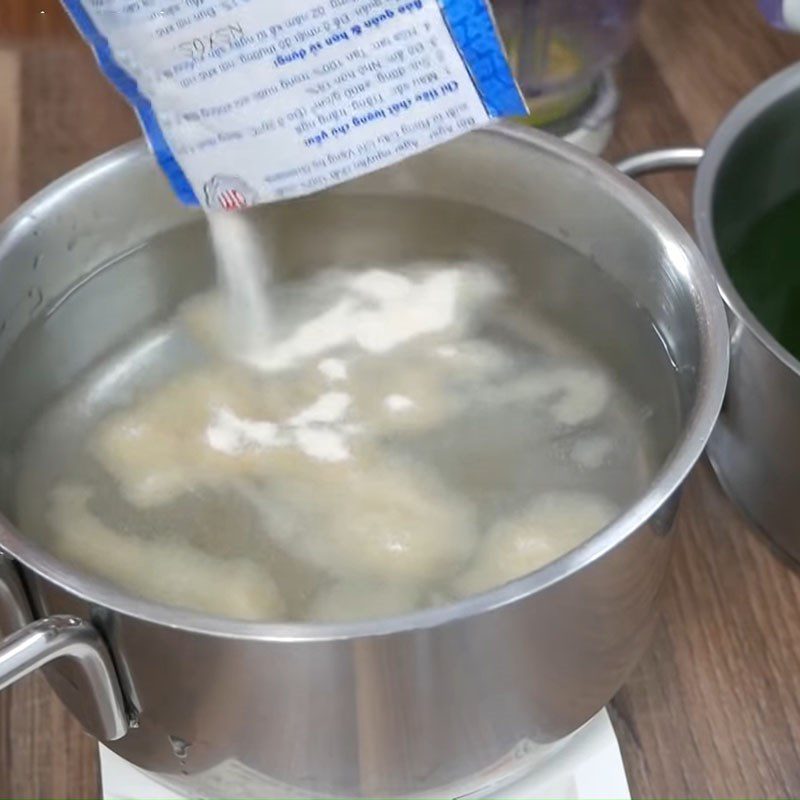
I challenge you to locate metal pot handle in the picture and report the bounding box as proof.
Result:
[0,553,129,741]
[616,147,705,178]
[0,552,30,633]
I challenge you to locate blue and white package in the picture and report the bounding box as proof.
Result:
[61,0,526,209]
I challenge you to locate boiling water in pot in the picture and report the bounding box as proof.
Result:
[4,196,680,623]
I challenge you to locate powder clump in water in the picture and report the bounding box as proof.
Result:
[14,246,655,622]
[48,484,285,620]
[452,491,619,597]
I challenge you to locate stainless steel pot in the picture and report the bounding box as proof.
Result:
[0,124,727,798]
[618,63,800,565]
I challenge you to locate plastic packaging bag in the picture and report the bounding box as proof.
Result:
[61,0,525,209]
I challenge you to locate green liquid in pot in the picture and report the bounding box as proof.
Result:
[727,192,800,359]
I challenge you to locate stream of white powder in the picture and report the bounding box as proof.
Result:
[207,211,274,369]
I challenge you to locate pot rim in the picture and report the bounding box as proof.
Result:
[694,61,800,378]
[0,124,729,641]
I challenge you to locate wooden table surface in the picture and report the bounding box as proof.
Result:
[2,0,800,797]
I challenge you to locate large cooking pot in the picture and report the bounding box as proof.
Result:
[617,63,800,565]
[0,124,727,797]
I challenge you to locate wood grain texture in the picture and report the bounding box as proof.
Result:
[0,49,21,220]
[606,2,800,797]
[2,0,800,797]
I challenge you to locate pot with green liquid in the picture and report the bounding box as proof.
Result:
[619,63,800,563]
[726,193,800,360]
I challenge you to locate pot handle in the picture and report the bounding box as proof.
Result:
[0,552,30,633]
[0,554,129,741]
[616,147,705,178]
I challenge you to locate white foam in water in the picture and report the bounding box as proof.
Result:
[13,247,663,622]
[47,484,285,620]
[204,229,506,373]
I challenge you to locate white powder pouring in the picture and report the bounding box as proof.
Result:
[206,209,505,375]
[203,211,511,468]
[207,211,275,369]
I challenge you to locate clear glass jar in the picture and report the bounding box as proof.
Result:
[492,0,642,125]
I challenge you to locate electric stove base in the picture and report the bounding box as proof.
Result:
[100,709,629,800]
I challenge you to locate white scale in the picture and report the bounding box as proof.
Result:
[100,708,629,800]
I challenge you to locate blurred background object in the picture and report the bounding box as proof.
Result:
[493,0,642,152]
[759,0,800,30]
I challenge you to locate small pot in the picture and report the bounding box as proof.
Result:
[0,125,727,797]
[618,63,800,564]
